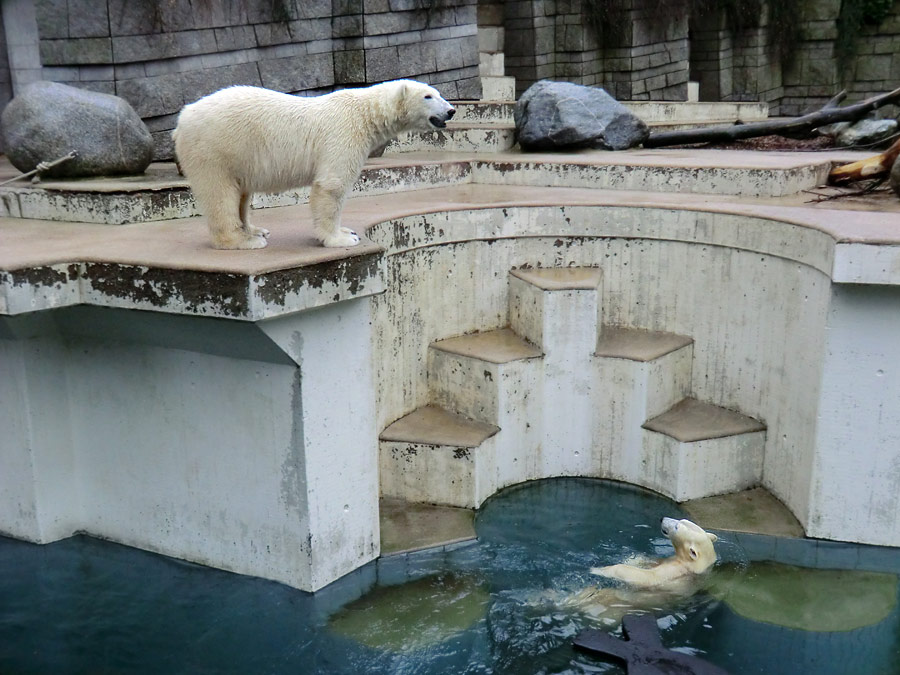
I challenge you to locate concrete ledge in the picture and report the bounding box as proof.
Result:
[509,266,602,291]
[380,405,499,447]
[595,327,694,362]
[431,328,541,364]
[644,397,766,442]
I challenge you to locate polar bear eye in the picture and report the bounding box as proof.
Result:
[424,95,432,100]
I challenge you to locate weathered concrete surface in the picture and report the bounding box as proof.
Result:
[644,397,766,443]
[380,405,498,447]
[595,326,693,362]
[379,498,475,555]
[5,149,900,585]
[683,487,805,538]
[0,300,380,592]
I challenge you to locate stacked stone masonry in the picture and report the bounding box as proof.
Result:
[0,0,897,157]
[29,0,480,159]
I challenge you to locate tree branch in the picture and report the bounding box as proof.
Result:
[643,87,900,148]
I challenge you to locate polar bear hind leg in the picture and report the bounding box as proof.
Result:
[239,192,269,239]
[310,181,359,248]
[191,173,268,250]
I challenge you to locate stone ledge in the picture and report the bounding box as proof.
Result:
[431,328,542,364]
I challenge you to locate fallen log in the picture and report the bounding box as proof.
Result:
[643,86,900,148]
[829,137,900,185]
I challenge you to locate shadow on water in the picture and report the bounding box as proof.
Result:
[2,478,900,674]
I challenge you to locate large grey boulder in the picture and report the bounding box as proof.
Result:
[515,80,649,152]
[1,81,153,178]
[835,118,898,148]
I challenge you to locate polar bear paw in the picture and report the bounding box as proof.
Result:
[248,224,270,238]
[322,229,361,248]
[212,233,269,250]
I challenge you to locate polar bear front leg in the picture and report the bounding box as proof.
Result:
[310,182,360,248]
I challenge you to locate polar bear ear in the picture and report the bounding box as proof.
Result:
[707,532,718,543]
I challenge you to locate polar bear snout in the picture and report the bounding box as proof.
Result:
[428,107,455,129]
[660,517,679,537]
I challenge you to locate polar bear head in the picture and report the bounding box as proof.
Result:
[661,517,718,574]
[388,79,456,132]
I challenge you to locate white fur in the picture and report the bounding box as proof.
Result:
[590,517,719,589]
[173,80,455,249]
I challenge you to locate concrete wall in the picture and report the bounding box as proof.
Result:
[0,301,382,592]
[505,0,688,100]
[367,206,833,530]
[28,0,480,159]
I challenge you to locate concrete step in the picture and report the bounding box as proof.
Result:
[624,101,769,124]
[594,327,695,485]
[452,101,514,124]
[379,404,499,508]
[385,122,516,154]
[482,75,516,101]
[428,327,541,426]
[509,267,603,353]
[509,267,603,477]
[379,497,475,555]
[640,397,767,502]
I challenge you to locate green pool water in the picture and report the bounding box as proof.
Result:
[2,478,899,674]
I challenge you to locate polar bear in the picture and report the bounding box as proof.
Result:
[172,80,455,249]
[591,517,718,589]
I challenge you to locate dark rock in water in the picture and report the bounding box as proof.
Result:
[515,80,649,152]
[1,81,153,178]
[890,155,900,199]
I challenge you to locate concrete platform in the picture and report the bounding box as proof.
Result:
[595,327,694,362]
[644,398,767,442]
[431,328,542,364]
[683,487,806,538]
[509,266,603,290]
[380,405,499,447]
[5,143,900,590]
[379,498,475,555]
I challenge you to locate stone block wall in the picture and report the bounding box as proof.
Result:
[846,1,900,108]
[690,5,782,111]
[31,0,480,159]
[781,0,900,116]
[505,0,688,100]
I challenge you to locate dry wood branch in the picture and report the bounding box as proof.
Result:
[828,137,900,185]
[643,87,900,149]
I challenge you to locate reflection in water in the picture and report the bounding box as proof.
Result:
[329,573,490,652]
[707,562,898,632]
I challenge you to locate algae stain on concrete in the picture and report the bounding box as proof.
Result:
[328,573,489,652]
[707,561,898,632]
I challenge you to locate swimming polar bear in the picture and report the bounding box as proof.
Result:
[591,517,719,589]
[553,518,719,624]
[172,80,455,249]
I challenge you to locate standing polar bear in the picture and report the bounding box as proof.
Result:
[173,80,455,249]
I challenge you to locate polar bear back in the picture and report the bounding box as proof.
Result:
[174,85,392,195]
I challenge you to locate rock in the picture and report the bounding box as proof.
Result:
[835,118,899,148]
[890,155,900,199]
[816,121,850,137]
[1,81,153,178]
[514,80,649,152]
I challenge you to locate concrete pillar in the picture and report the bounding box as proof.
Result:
[0,300,380,592]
